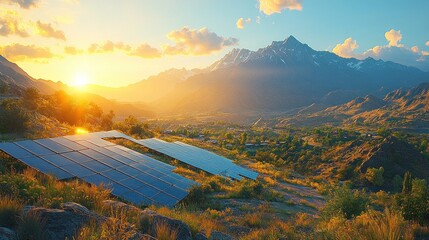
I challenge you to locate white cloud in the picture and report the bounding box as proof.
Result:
[426,41,429,47]
[332,37,359,58]
[333,29,429,71]
[236,17,251,29]
[0,43,53,61]
[385,29,403,47]
[128,43,161,58]
[0,10,29,37]
[258,0,303,15]
[35,21,66,40]
[164,27,238,55]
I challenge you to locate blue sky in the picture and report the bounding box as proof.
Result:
[0,0,428,86]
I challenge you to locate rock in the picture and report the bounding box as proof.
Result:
[209,231,235,240]
[0,227,15,240]
[102,200,142,213]
[195,233,208,240]
[23,202,107,240]
[140,209,192,240]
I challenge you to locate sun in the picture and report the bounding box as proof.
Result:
[73,73,89,87]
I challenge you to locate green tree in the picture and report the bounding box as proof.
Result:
[323,184,369,219]
[23,87,40,110]
[240,132,248,145]
[365,167,384,186]
[402,171,412,194]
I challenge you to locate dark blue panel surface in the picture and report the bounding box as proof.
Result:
[83,174,114,187]
[101,170,129,182]
[61,152,94,164]
[41,154,76,167]
[151,192,178,207]
[117,165,143,176]
[15,140,54,156]
[61,163,95,178]
[136,184,160,198]
[84,161,111,173]
[0,143,35,159]
[51,137,88,151]
[120,191,152,205]
[35,139,72,154]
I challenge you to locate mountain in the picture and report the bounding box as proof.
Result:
[0,55,152,118]
[153,36,427,114]
[85,68,202,103]
[0,55,63,94]
[278,82,429,129]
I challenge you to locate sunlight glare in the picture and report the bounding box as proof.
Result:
[75,127,89,134]
[73,73,89,87]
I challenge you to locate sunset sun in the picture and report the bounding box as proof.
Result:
[73,73,89,87]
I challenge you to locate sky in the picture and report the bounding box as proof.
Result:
[0,0,428,87]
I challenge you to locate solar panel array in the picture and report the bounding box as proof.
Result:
[136,138,258,180]
[0,131,197,207]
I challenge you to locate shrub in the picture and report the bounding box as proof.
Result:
[365,167,384,186]
[155,221,178,240]
[229,180,263,199]
[0,195,23,227]
[16,211,46,240]
[323,184,369,219]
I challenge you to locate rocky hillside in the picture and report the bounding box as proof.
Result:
[278,82,429,129]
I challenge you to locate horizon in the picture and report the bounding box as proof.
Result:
[0,0,428,87]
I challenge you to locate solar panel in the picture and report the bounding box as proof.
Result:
[41,154,77,167]
[0,143,35,159]
[0,131,198,207]
[102,170,130,182]
[50,137,87,151]
[151,192,178,207]
[61,152,94,164]
[119,191,153,205]
[18,156,73,179]
[136,138,258,180]
[84,161,111,172]
[61,163,95,178]
[136,184,160,198]
[34,139,73,154]
[83,174,114,187]
[15,140,55,156]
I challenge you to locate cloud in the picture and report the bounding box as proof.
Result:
[0,0,39,9]
[236,18,251,29]
[88,41,131,54]
[87,41,161,58]
[128,44,161,58]
[64,46,83,55]
[411,46,419,53]
[385,29,403,47]
[258,0,303,15]
[333,29,429,71]
[426,41,429,47]
[0,10,29,37]
[164,27,238,55]
[332,37,359,58]
[35,21,66,40]
[0,43,53,61]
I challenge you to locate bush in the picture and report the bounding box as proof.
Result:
[16,211,46,240]
[323,184,369,219]
[229,180,263,199]
[365,167,384,186]
[0,195,23,227]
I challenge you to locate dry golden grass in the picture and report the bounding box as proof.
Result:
[0,195,23,227]
[155,221,178,240]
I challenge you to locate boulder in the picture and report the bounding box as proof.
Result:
[0,227,15,240]
[209,231,235,240]
[23,202,107,240]
[140,209,192,240]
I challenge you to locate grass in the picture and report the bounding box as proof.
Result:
[0,195,23,227]
[155,221,178,240]
[16,211,46,240]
